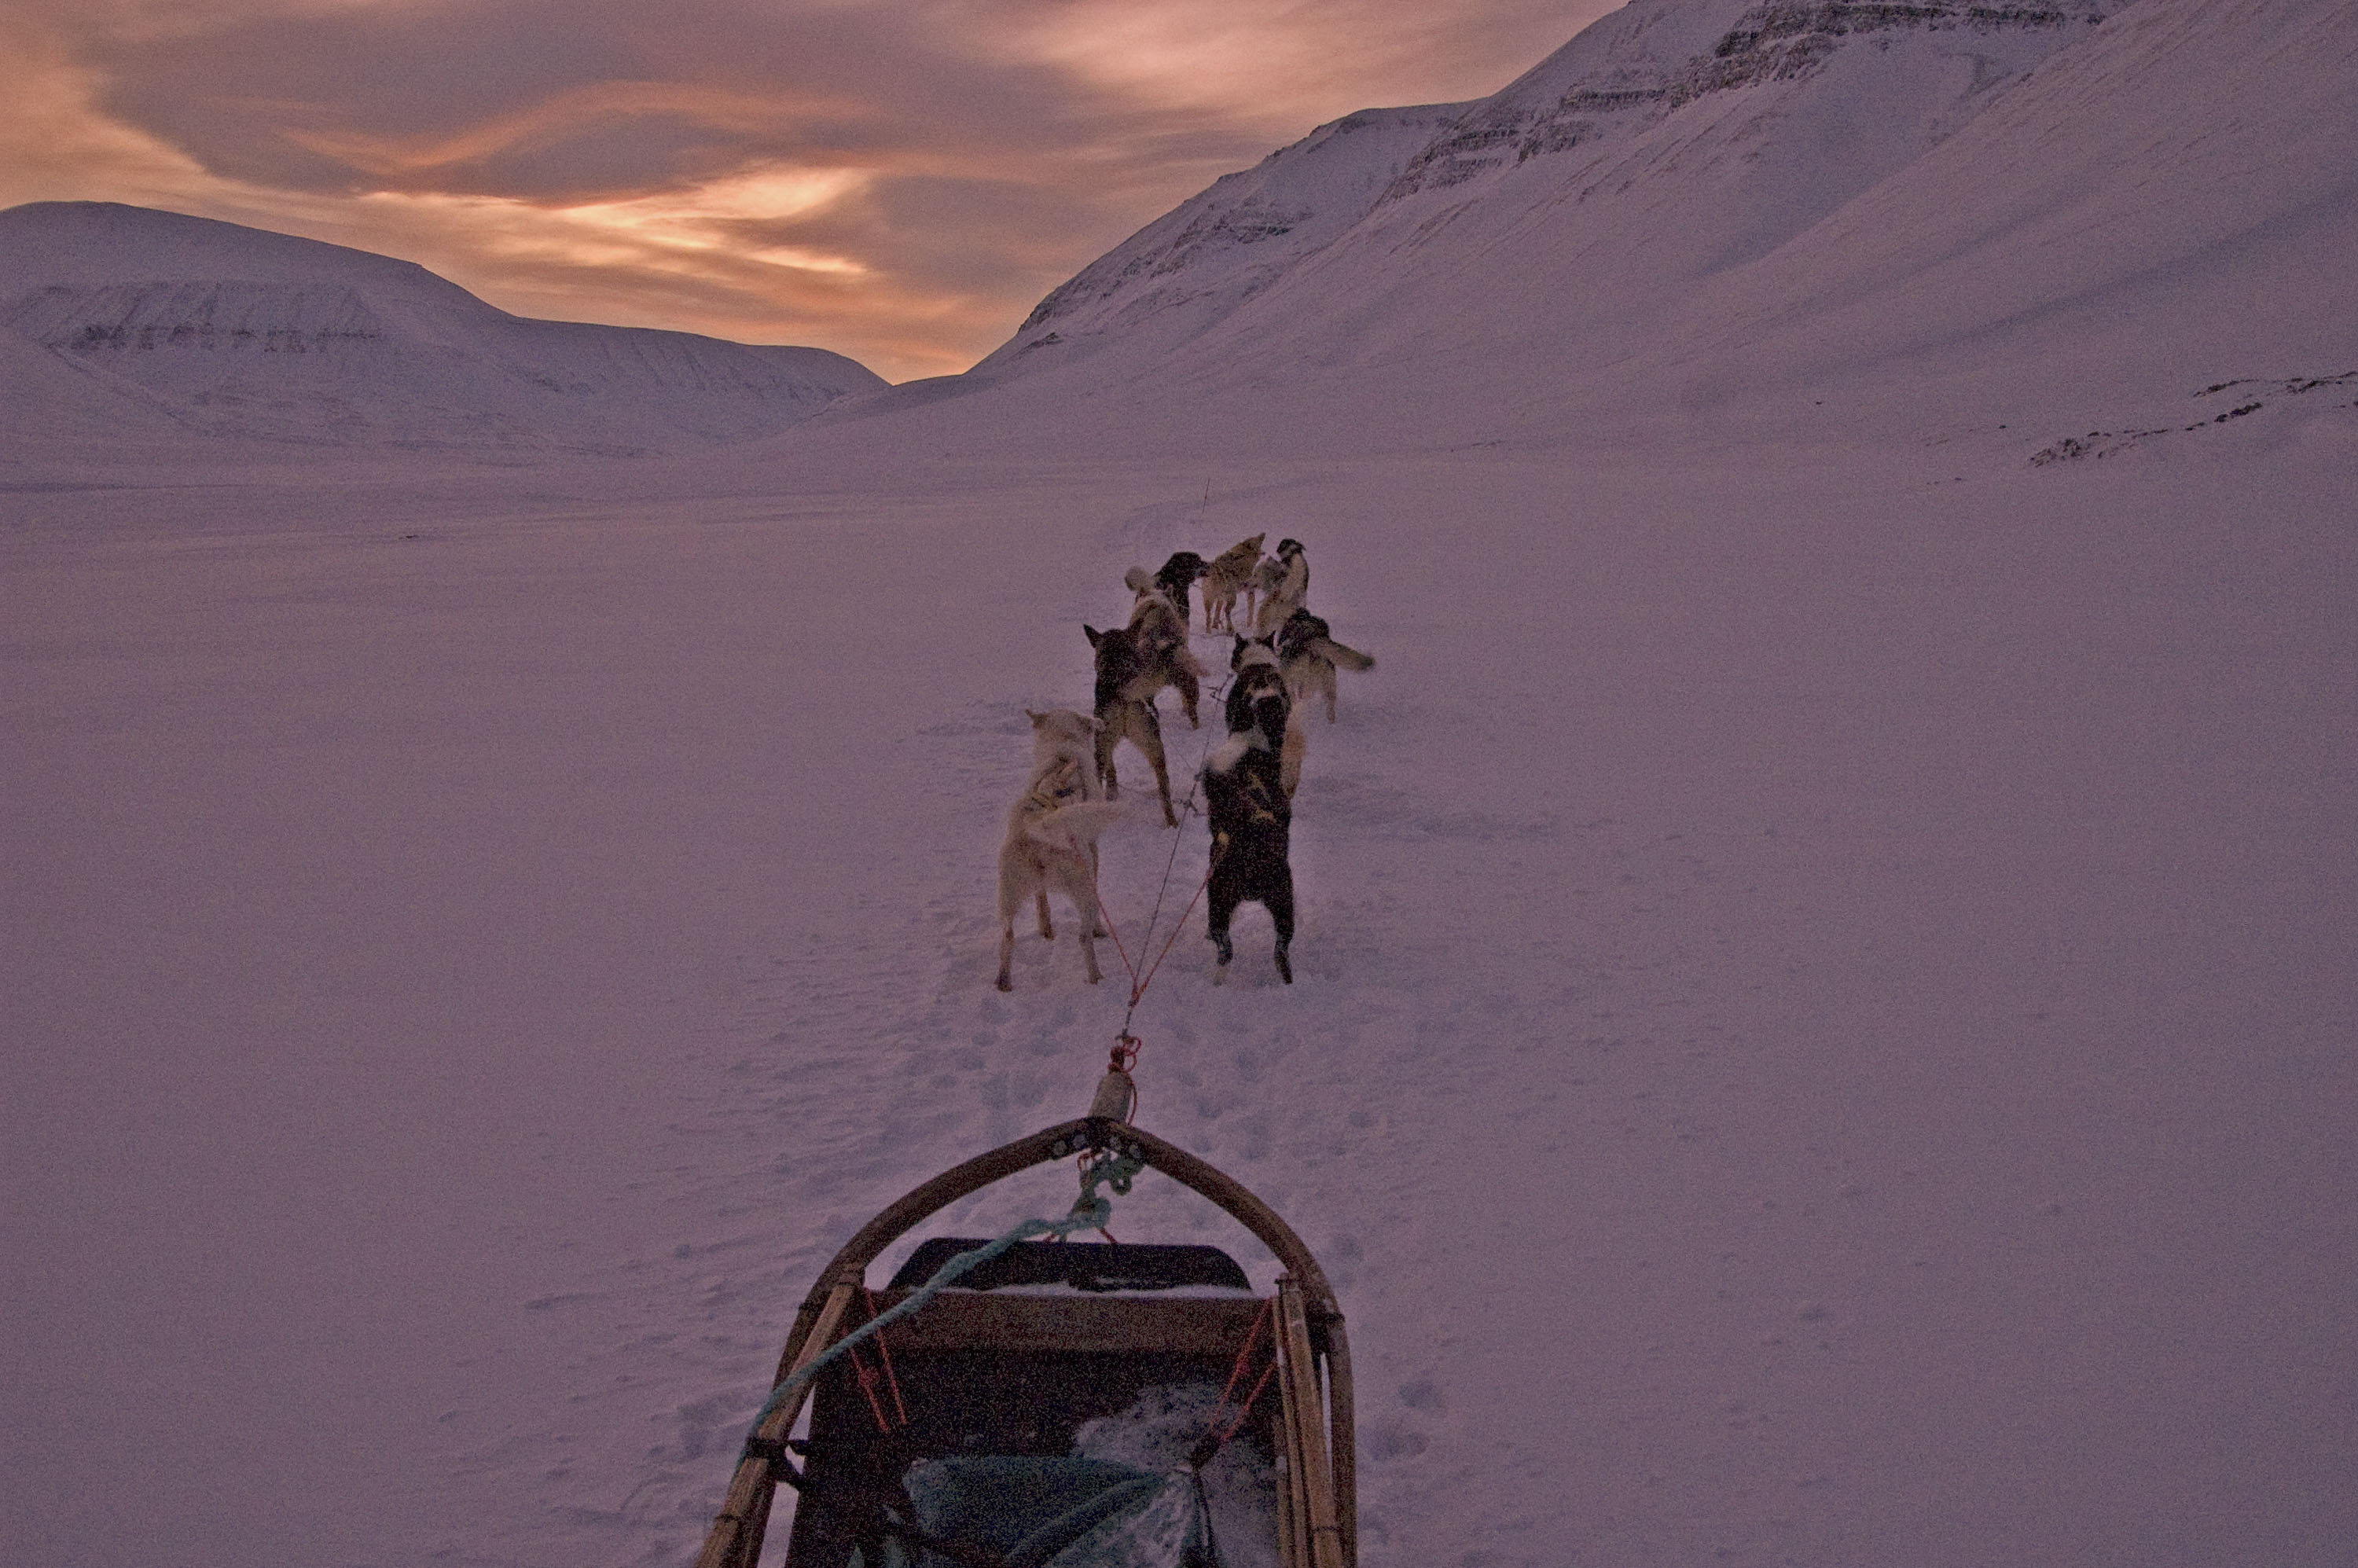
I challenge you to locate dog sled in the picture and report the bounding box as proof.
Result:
[694,1074,1356,1568]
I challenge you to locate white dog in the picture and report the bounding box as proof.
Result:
[1026,707,1103,799]
[995,758,1129,992]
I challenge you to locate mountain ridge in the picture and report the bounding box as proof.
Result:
[971,0,2125,384]
[0,202,885,457]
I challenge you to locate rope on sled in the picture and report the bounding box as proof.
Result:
[737,1148,1148,1461]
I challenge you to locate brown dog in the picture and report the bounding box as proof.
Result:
[1200,534,1265,632]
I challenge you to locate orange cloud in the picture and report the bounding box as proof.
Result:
[281,79,875,178]
[0,16,215,202]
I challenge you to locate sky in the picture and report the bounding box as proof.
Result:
[1,0,1612,380]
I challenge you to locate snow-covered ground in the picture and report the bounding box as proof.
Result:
[6,0,2356,1564]
[8,418,2352,1567]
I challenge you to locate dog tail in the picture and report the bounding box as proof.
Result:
[1205,733,1256,775]
[1123,566,1156,594]
[1312,637,1375,672]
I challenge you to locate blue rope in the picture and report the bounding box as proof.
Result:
[740,1151,1146,1455]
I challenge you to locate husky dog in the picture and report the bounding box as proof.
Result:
[1151,552,1209,626]
[1273,608,1375,724]
[1251,538,1309,636]
[1247,557,1288,633]
[1085,586,1206,827]
[1116,572,1209,725]
[995,763,1128,991]
[1229,636,1308,799]
[1085,620,1176,828]
[1200,534,1265,632]
[1025,707,1103,800]
[1203,666,1295,985]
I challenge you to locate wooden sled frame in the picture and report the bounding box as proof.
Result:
[696,1114,1356,1568]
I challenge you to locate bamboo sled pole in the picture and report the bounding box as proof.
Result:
[695,1281,855,1568]
[1277,1276,1347,1568]
[1273,1323,1307,1568]
[1324,1327,1358,1566]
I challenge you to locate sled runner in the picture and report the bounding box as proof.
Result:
[695,1097,1355,1568]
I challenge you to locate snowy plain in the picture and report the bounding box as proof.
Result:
[10,422,2353,1568]
[7,0,2358,1565]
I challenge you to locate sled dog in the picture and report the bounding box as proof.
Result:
[1251,538,1309,636]
[1203,666,1295,984]
[1149,552,1209,626]
[995,766,1128,991]
[1025,707,1103,800]
[1273,608,1375,724]
[1229,637,1307,799]
[1129,578,1208,723]
[1085,586,1207,827]
[1200,534,1265,633]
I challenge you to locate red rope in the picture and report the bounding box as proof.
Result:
[845,1342,892,1434]
[1131,861,1218,1001]
[1210,1363,1278,1446]
[861,1286,909,1430]
[1214,1298,1273,1408]
[1077,668,1243,1141]
[1196,1298,1279,1460]
[1094,664,1235,1019]
[1091,866,1144,995]
[1092,835,1221,1013]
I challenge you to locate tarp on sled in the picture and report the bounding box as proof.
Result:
[876,1456,1220,1568]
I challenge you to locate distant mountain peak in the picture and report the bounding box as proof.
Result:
[0,202,886,455]
[1379,0,2117,202]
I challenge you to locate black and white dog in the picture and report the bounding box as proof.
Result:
[1229,633,1309,798]
[1250,538,1309,636]
[1203,642,1295,984]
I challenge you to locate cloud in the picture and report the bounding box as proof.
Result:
[2,0,1610,380]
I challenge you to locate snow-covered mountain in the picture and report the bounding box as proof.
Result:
[0,203,885,456]
[943,0,2355,459]
[972,0,2125,380]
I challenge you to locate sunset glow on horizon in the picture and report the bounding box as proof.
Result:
[1,2,1614,381]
